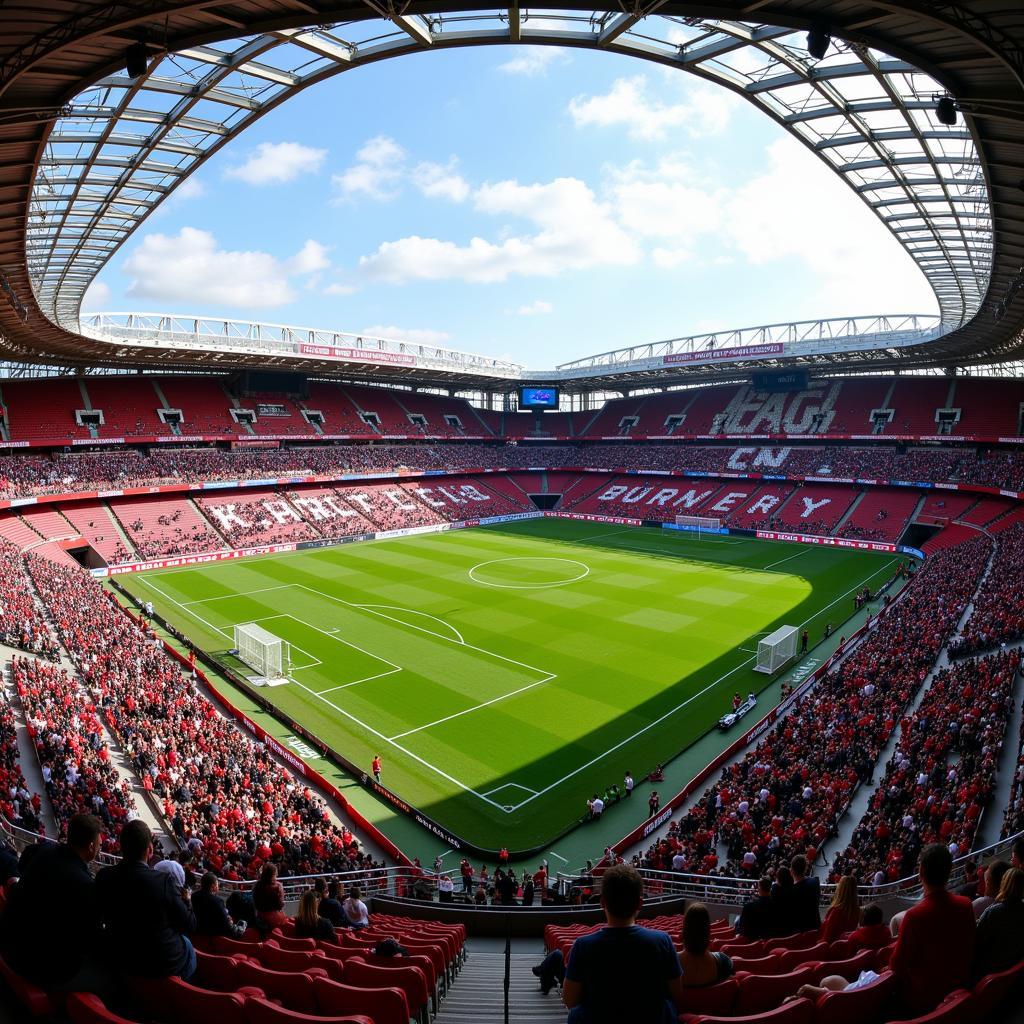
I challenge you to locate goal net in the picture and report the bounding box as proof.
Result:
[674,515,722,536]
[755,625,798,674]
[234,622,291,686]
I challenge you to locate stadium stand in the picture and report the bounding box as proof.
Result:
[1,378,92,442]
[60,500,135,563]
[836,488,920,543]
[766,485,858,535]
[12,655,136,849]
[832,650,1020,882]
[109,495,226,558]
[198,490,321,545]
[0,539,58,657]
[156,378,239,436]
[84,378,168,438]
[635,538,989,880]
[888,378,952,435]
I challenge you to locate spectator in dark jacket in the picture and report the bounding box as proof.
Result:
[737,875,779,940]
[975,868,1024,977]
[1,814,104,991]
[790,855,822,932]
[318,880,345,927]
[192,872,240,937]
[96,819,196,980]
[293,889,335,941]
[770,866,796,936]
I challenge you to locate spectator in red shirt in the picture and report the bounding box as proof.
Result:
[848,903,893,951]
[820,875,860,943]
[891,844,976,1016]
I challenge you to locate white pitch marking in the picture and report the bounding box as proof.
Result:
[388,670,556,739]
[317,668,402,694]
[468,557,590,590]
[353,604,466,645]
[500,555,900,813]
[765,547,812,571]
[182,585,292,606]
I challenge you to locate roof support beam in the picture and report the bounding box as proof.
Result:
[393,16,434,47]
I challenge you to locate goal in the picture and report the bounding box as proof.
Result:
[755,625,798,674]
[234,622,291,686]
[674,515,722,537]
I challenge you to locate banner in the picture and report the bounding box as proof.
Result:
[298,343,416,366]
[663,342,784,366]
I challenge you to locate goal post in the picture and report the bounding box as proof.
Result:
[755,625,798,674]
[234,622,291,685]
[674,515,722,538]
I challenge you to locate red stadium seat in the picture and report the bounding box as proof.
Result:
[66,993,141,1024]
[194,950,249,992]
[261,943,342,983]
[965,960,1024,1023]
[678,977,738,1017]
[811,970,895,1024]
[269,933,318,952]
[242,997,373,1024]
[735,965,819,1015]
[129,975,253,1024]
[769,930,821,953]
[235,961,324,1015]
[730,955,789,976]
[773,943,829,972]
[721,940,765,959]
[826,940,854,961]
[0,955,62,1017]
[343,956,432,1023]
[887,990,974,1024]
[690,995,815,1024]
[311,975,410,1024]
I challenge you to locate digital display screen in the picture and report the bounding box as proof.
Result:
[752,370,809,393]
[519,387,560,409]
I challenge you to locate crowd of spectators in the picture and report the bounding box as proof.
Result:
[195,496,320,545]
[950,521,1024,656]
[0,689,43,835]
[832,650,1019,883]
[0,539,59,658]
[5,440,1024,502]
[1003,691,1024,840]
[12,655,135,850]
[632,538,989,882]
[24,553,387,881]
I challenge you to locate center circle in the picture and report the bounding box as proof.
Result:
[468,557,591,589]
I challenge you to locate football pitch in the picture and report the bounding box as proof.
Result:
[118,518,899,851]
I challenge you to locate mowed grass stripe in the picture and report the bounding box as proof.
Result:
[126,520,898,846]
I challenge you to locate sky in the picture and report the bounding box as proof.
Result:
[83,43,938,369]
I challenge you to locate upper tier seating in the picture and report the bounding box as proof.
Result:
[2,378,92,441]
[887,378,953,435]
[158,379,239,435]
[85,378,168,438]
[950,378,1024,437]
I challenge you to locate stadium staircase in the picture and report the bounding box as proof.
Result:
[981,647,1024,847]
[151,380,181,435]
[0,646,58,837]
[831,489,865,533]
[76,379,99,439]
[432,941,564,1024]
[823,538,998,864]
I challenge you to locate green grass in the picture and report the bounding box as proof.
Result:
[118,519,897,852]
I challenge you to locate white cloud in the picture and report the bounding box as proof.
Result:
[357,177,640,284]
[332,135,406,201]
[720,137,936,313]
[412,159,470,203]
[497,47,567,77]
[288,239,330,275]
[171,178,206,202]
[512,299,553,316]
[361,325,452,345]
[569,75,737,141]
[225,141,326,186]
[122,227,328,308]
[81,280,111,311]
[651,247,694,269]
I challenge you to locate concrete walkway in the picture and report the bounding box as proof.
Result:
[979,650,1024,849]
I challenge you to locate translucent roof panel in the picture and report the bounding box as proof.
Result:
[29,11,990,345]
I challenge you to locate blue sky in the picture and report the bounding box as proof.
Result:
[84,44,937,368]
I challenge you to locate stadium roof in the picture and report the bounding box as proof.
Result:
[0,2,1023,388]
